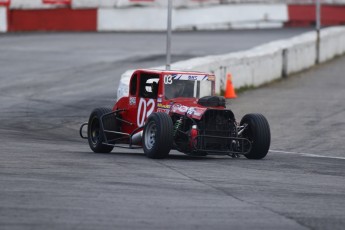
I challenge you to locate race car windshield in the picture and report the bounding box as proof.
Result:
[164,74,213,99]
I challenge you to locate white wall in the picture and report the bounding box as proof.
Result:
[73,0,345,9]
[10,0,56,9]
[260,31,317,76]
[0,7,6,32]
[175,4,287,30]
[98,7,168,31]
[284,32,317,75]
[72,0,156,9]
[98,4,288,31]
[9,0,345,9]
[319,27,345,63]
[117,26,345,99]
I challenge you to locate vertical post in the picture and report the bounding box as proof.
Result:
[166,0,172,70]
[316,0,321,64]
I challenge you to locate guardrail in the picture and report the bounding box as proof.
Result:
[118,26,345,98]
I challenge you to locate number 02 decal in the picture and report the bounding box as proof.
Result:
[137,98,155,127]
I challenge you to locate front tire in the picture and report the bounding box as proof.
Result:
[240,113,271,159]
[87,108,115,153]
[143,113,173,159]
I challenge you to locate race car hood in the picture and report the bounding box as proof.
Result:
[165,98,225,120]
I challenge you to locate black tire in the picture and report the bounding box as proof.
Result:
[240,113,271,159]
[87,108,117,153]
[143,112,173,159]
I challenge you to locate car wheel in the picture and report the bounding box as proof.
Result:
[143,112,173,159]
[240,113,271,159]
[88,108,115,153]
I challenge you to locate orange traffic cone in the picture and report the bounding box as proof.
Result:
[224,73,237,99]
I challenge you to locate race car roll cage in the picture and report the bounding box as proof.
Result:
[80,109,144,149]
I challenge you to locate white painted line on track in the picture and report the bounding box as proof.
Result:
[270,150,345,160]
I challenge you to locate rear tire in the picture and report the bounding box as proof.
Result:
[88,108,116,153]
[143,112,173,159]
[240,113,270,159]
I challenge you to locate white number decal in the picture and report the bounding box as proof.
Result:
[137,98,155,127]
[147,99,155,118]
[164,75,173,84]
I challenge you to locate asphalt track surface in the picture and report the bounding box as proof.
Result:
[1,29,345,230]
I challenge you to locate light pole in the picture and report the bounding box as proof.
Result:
[316,0,321,64]
[166,0,172,70]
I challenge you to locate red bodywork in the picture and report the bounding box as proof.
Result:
[113,69,222,136]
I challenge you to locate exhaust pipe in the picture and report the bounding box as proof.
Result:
[131,131,143,145]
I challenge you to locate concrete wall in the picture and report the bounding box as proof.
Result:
[98,7,167,31]
[2,2,345,32]
[117,26,345,99]
[2,3,289,32]
[320,27,345,62]
[98,4,288,31]
[10,0,63,9]
[72,0,345,9]
[0,7,6,32]
[283,32,317,75]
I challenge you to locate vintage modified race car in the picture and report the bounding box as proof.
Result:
[80,69,270,159]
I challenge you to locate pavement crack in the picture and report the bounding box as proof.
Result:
[155,160,311,230]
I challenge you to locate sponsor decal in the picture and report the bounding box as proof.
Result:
[157,103,171,109]
[165,74,211,81]
[157,108,169,114]
[171,104,180,113]
[157,97,162,103]
[208,75,215,81]
[171,104,206,118]
[187,107,195,115]
[179,106,188,113]
[191,108,207,118]
[129,97,136,105]
[171,104,189,113]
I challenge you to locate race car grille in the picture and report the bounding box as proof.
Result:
[197,109,236,152]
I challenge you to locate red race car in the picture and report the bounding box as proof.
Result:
[80,69,270,159]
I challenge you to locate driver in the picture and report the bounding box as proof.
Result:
[165,80,194,99]
[151,81,159,98]
[165,81,185,99]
